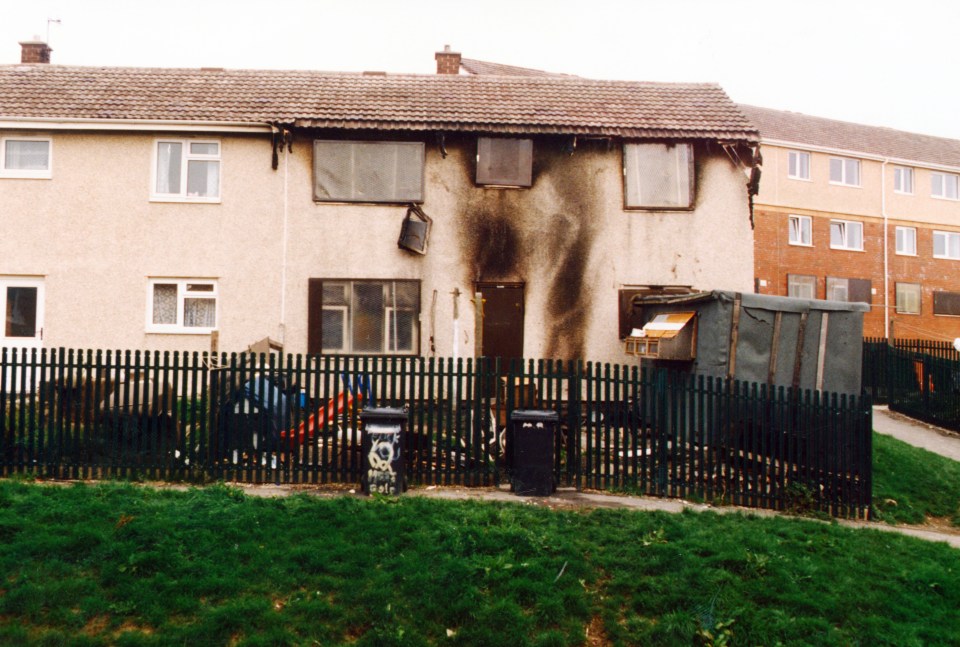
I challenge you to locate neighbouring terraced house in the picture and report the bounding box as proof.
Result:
[0,41,759,363]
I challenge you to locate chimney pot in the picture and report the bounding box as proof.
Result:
[19,40,52,64]
[435,45,461,75]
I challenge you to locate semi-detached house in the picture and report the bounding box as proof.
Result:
[0,42,759,363]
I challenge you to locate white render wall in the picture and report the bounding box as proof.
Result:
[1,130,754,364]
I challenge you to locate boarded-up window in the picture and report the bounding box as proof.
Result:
[476,138,533,187]
[826,277,871,304]
[787,274,816,299]
[896,283,921,314]
[623,143,694,209]
[933,291,960,316]
[618,289,646,339]
[308,279,420,354]
[313,141,424,203]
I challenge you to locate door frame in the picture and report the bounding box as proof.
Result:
[475,281,525,361]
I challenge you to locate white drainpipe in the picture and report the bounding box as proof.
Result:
[279,136,290,344]
[882,159,889,339]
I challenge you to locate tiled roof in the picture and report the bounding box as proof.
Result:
[740,104,960,169]
[459,58,574,78]
[0,64,757,141]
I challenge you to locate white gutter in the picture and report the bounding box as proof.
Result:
[0,117,273,133]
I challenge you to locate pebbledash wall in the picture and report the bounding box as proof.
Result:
[1,128,755,363]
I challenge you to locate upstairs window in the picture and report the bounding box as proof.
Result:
[931,172,959,200]
[788,215,812,246]
[787,150,810,180]
[829,157,860,186]
[623,142,694,209]
[933,230,960,259]
[147,279,218,334]
[153,140,220,201]
[893,166,913,194]
[830,219,864,250]
[313,140,424,203]
[1,136,51,179]
[895,226,916,255]
[476,137,533,187]
[308,279,420,355]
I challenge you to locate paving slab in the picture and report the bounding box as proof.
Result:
[873,405,960,462]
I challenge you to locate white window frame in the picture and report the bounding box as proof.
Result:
[895,283,921,315]
[0,136,52,179]
[788,215,812,246]
[931,172,959,201]
[893,166,913,194]
[146,278,218,334]
[895,226,917,256]
[829,156,861,187]
[830,219,864,251]
[150,139,221,203]
[787,150,811,181]
[933,230,960,260]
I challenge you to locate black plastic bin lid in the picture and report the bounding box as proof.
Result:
[510,409,559,423]
[360,406,409,421]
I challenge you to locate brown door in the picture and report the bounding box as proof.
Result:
[478,283,524,364]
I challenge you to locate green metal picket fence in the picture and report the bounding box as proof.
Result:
[863,337,960,404]
[0,347,872,518]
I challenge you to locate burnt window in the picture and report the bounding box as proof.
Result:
[618,288,646,339]
[476,137,533,187]
[933,290,960,316]
[623,143,694,209]
[826,277,871,304]
[313,140,424,203]
[308,279,420,354]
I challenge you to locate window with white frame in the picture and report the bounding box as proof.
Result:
[787,150,810,180]
[896,283,921,314]
[788,215,812,246]
[153,140,220,201]
[147,279,218,333]
[931,172,959,200]
[787,274,816,299]
[893,166,914,194]
[1,136,51,179]
[623,142,694,209]
[830,219,864,250]
[309,279,419,355]
[829,157,860,186]
[895,226,917,255]
[313,140,424,203]
[933,230,960,259]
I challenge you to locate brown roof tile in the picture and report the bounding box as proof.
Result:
[740,104,960,169]
[459,58,574,78]
[0,64,757,141]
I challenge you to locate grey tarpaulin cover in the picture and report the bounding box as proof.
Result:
[632,290,868,395]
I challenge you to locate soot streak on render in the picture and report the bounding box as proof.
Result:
[463,191,524,281]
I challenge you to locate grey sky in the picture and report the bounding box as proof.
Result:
[3,0,958,139]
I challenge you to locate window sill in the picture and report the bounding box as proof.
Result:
[787,176,812,182]
[146,328,216,335]
[788,242,813,248]
[893,190,914,196]
[895,311,921,316]
[150,196,221,204]
[895,252,918,257]
[828,182,862,188]
[0,172,51,180]
[931,195,960,202]
[623,205,695,212]
[829,246,865,252]
[933,256,960,261]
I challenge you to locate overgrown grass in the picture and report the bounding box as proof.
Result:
[0,481,957,645]
[872,431,960,527]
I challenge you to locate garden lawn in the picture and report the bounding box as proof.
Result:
[0,480,957,646]
[872,431,960,527]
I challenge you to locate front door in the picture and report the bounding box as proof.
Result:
[477,282,524,366]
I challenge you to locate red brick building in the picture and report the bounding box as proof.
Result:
[742,105,960,341]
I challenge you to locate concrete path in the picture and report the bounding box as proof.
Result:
[873,405,960,462]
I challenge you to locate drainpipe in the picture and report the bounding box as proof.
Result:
[882,159,889,339]
[279,136,290,344]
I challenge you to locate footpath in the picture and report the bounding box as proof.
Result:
[233,405,960,550]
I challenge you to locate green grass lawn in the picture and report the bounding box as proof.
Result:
[872,431,960,527]
[0,479,958,646]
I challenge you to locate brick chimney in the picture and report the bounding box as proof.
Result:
[435,45,461,75]
[20,40,52,64]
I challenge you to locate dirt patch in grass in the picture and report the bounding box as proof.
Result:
[585,614,610,646]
